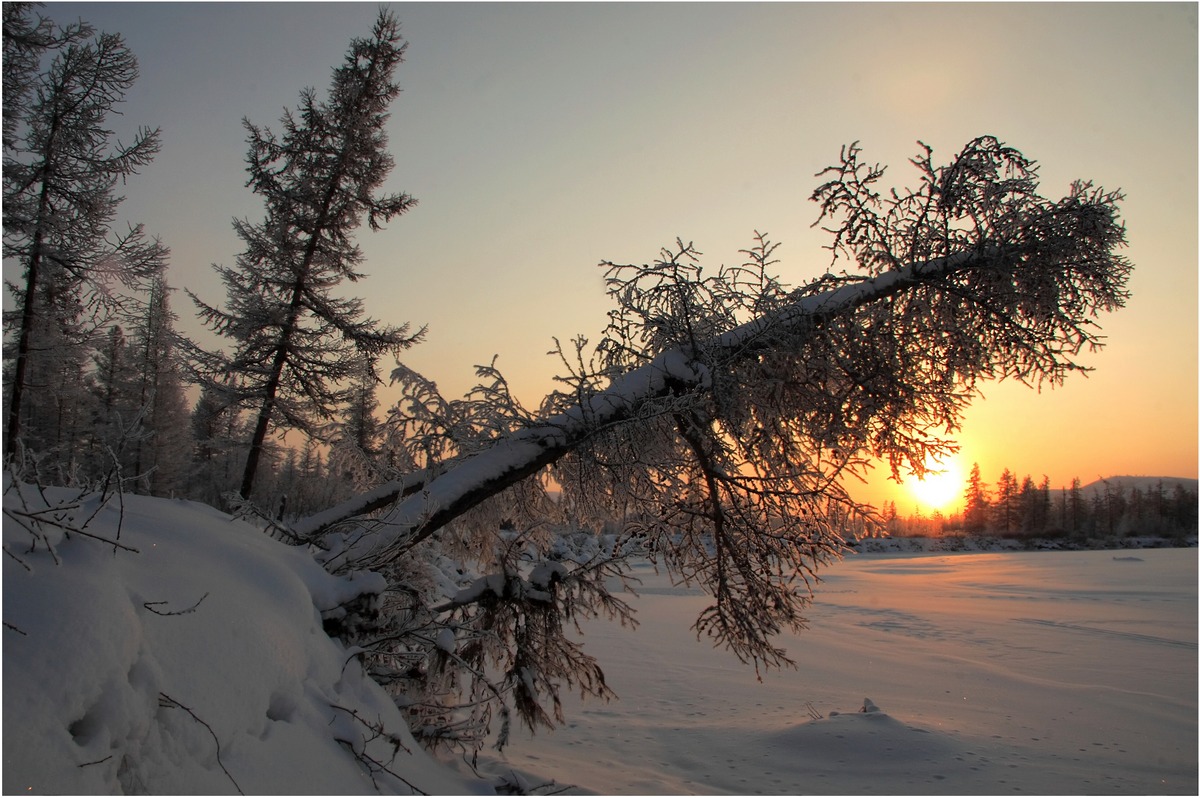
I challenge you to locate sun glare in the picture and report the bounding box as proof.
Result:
[906,456,965,513]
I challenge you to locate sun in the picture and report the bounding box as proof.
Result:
[905,455,966,513]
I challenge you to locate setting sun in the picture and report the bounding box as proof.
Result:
[905,456,966,513]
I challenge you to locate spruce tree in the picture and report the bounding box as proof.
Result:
[189,9,420,501]
[189,378,244,507]
[20,298,97,482]
[1067,477,1085,536]
[1017,474,1047,536]
[88,323,138,477]
[327,356,384,491]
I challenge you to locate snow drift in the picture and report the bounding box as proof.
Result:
[2,481,485,794]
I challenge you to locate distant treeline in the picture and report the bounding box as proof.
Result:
[877,466,1198,541]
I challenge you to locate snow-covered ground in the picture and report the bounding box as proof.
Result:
[4,484,1196,794]
[486,549,1197,795]
[2,483,488,795]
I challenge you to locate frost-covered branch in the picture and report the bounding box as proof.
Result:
[315,248,978,566]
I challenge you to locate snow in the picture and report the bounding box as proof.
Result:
[529,560,569,588]
[484,549,1198,795]
[2,483,485,795]
[5,482,1195,794]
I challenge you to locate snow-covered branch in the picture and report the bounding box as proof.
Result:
[308,249,978,564]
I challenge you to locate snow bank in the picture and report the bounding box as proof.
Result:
[2,483,486,795]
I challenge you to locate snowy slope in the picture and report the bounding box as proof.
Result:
[2,482,486,795]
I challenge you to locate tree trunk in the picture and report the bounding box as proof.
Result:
[239,159,349,499]
[300,249,979,562]
[5,164,54,460]
[239,276,305,499]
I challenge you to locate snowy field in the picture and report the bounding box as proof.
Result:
[485,550,1198,795]
[3,484,1196,794]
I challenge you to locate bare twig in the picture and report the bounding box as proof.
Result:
[4,507,139,553]
[3,545,33,572]
[157,693,243,795]
[143,592,209,616]
[329,703,426,795]
[78,754,114,768]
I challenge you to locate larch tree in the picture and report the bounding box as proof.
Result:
[289,136,1130,748]
[2,14,165,464]
[188,8,421,502]
[2,3,91,151]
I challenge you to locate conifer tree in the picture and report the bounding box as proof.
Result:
[328,356,385,491]
[1017,474,1048,535]
[19,299,97,482]
[189,9,421,501]
[963,462,990,533]
[189,375,245,507]
[88,323,139,476]
[1067,477,1085,536]
[3,17,164,461]
[126,278,191,495]
[990,469,1016,534]
[1037,475,1052,534]
[2,3,91,151]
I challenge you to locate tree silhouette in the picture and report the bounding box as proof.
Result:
[3,15,164,462]
[189,9,420,501]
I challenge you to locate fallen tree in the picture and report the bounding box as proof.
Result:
[294,135,1130,747]
[302,136,1128,559]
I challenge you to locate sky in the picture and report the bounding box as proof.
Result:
[28,1,1199,514]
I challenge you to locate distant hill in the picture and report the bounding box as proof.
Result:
[1074,476,1198,497]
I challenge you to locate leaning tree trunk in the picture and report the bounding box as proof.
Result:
[295,136,1130,575]
[294,249,978,557]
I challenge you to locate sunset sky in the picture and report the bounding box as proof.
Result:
[32,2,1198,513]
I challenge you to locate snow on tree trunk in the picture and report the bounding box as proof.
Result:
[305,249,973,554]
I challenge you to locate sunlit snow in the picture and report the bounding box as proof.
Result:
[485,549,1197,794]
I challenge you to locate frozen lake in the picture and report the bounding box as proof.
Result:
[484,548,1198,794]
